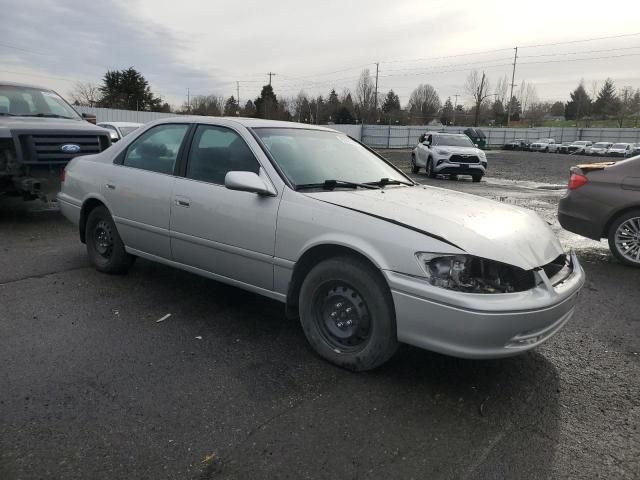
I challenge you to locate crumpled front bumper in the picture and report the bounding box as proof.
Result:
[384,251,585,359]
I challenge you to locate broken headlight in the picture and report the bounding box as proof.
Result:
[415,253,535,294]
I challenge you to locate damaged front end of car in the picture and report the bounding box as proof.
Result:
[415,252,572,294]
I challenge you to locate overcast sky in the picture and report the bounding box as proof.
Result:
[2,0,640,109]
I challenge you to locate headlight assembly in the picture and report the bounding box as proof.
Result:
[415,253,535,293]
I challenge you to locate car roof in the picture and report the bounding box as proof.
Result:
[98,121,144,127]
[149,116,341,132]
[425,131,466,136]
[0,80,53,90]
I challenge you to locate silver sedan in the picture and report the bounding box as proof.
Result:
[58,117,585,370]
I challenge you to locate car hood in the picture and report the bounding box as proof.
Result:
[433,146,483,156]
[304,186,563,270]
[0,116,107,136]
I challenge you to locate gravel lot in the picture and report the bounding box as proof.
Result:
[380,148,595,186]
[1,150,639,480]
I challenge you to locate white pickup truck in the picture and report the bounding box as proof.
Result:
[530,138,556,152]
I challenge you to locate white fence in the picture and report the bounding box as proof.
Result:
[74,106,177,123]
[73,106,640,147]
[361,125,640,149]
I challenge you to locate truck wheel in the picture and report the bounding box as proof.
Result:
[299,256,398,371]
[86,206,135,274]
[410,155,419,174]
[472,175,482,183]
[607,210,640,267]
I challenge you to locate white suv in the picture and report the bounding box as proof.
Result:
[411,132,487,182]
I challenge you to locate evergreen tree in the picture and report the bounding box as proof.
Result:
[223,95,239,116]
[507,96,521,121]
[594,78,619,118]
[440,97,454,125]
[243,100,256,117]
[254,85,278,119]
[97,67,163,111]
[565,82,592,121]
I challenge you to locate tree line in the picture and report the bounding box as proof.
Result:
[70,67,640,127]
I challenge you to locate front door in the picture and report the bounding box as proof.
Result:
[170,124,280,291]
[103,123,190,259]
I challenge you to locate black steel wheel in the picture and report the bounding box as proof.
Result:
[86,206,135,274]
[299,256,398,371]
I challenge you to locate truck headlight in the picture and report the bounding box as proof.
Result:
[415,253,535,293]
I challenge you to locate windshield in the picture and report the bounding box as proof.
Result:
[0,85,81,120]
[594,143,610,147]
[253,128,409,187]
[612,143,629,149]
[120,126,141,137]
[433,135,474,147]
[574,141,588,145]
[536,139,552,143]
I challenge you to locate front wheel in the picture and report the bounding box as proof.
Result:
[299,256,398,371]
[472,175,483,183]
[86,206,135,274]
[410,155,419,174]
[426,158,436,178]
[607,210,640,267]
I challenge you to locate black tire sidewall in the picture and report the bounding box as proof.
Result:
[427,157,435,178]
[607,210,640,267]
[299,257,398,371]
[86,206,133,274]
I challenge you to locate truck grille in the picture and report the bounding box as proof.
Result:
[450,154,480,164]
[19,134,108,164]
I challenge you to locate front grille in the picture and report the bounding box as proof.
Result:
[449,154,479,163]
[541,254,571,285]
[19,134,106,164]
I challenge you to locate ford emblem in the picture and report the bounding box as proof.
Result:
[61,144,81,153]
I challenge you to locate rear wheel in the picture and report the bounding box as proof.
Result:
[86,206,135,274]
[299,256,398,371]
[607,210,640,267]
[410,155,419,174]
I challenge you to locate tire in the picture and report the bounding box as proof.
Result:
[472,175,482,183]
[410,155,419,174]
[607,210,640,267]
[85,206,135,274]
[544,147,549,153]
[449,174,458,181]
[299,256,398,371]
[426,157,436,178]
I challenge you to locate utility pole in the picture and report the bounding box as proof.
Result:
[452,94,460,125]
[236,81,240,115]
[374,62,379,121]
[506,46,518,127]
[267,72,276,86]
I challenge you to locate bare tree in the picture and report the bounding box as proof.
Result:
[187,95,224,116]
[617,86,636,128]
[494,74,509,106]
[407,84,441,124]
[517,81,538,118]
[355,69,375,123]
[465,70,491,126]
[69,81,100,107]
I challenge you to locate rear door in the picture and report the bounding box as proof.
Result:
[103,123,191,259]
[169,123,280,290]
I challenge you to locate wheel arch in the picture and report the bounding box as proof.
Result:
[285,243,390,319]
[79,196,110,243]
[602,204,640,238]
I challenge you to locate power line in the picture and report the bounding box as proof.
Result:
[519,45,640,58]
[519,31,640,49]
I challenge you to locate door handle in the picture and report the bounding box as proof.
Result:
[175,198,191,207]
[105,183,115,190]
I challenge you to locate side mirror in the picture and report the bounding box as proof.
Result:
[225,171,274,196]
[108,130,119,141]
[474,144,479,147]
[81,112,97,124]
[422,141,431,146]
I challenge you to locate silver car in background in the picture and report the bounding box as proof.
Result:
[411,132,487,182]
[58,118,584,370]
[607,143,633,157]
[587,142,613,156]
